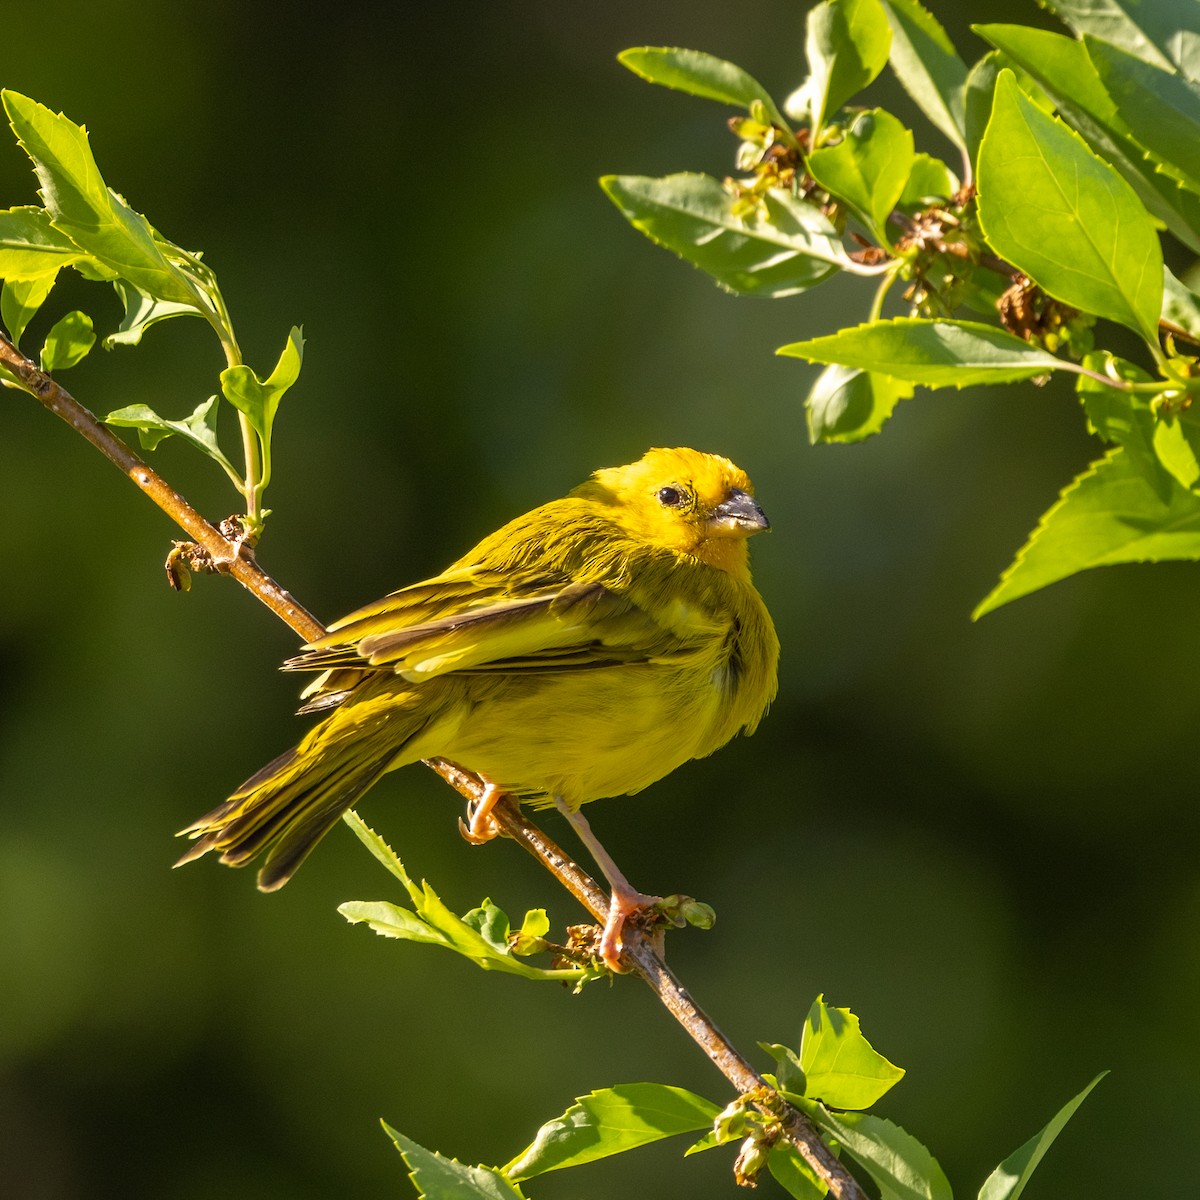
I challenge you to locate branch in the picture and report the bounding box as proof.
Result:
[4,337,865,1200]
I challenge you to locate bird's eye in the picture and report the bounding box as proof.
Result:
[657,485,686,508]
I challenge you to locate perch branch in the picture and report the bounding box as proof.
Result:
[4,336,864,1200]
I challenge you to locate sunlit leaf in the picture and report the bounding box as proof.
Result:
[385,1126,527,1200]
[602,173,846,297]
[780,317,1072,387]
[799,995,905,1110]
[977,71,1163,341]
[2,273,57,346]
[0,205,88,279]
[879,0,968,150]
[105,279,200,348]
[504,1083,719,1181]
[40,309,94,371]
[978,1074,1107,1200]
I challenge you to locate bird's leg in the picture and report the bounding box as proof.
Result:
[459,778,506,844]
[554,797,661,972]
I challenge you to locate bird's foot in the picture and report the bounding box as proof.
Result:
[458,780,506,844]
[598,881,664,973]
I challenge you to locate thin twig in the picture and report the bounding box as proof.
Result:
[4,336,865,1200]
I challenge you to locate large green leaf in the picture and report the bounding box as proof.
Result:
[2,91,199,307]
[879,0,969,150]
[1086,36,1200,195]
[618,47,791,133]
[780,317,1073,387]
[504,1083,719,1180]
[385,1127,527,1200]
[797,995,905,1110]
[977,70,1163,341]
[768,1144,828,1200]
[807,108,913,240]
[1038,0,1197,76]
[978,1074,1106,1200]
[976,25,1200,253]
[0,205,89,279]
[973,446,1200,616]
[792,0,892,133]
[601,172,846,297]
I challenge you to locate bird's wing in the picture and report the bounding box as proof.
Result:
[287,575,722,684]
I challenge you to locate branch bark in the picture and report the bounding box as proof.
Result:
[3,334,864,1200]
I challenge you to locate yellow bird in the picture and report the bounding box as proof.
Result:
[177,447,779,968]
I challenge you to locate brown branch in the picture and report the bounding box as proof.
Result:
[3,335,865,1200]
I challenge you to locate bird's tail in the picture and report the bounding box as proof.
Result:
[175,708,409,891]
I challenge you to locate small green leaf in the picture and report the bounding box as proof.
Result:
[759,1043,807,1096]
[601,173,846,298]
[220,325,304,443]
[780,317,1072,387]
[1086,35,1200,195]
[1162,267,1200,342]
[973,446,1200,617]
[879,0,969,150]
[104,396,239,480]
[384,1126,528,1200]
[807,364,913,442]
[2,274,57,346]
[618,47,791,132]
[338,813,595,984]
[805,1102,952,1200]
[0,205,89,279]
[790,0,892,132]
[899,153,957,207]
[799,995,905,1110]
[105,279,200,348]
[978,1073,1106,1200]
[40,309,94,371]
[2,91,199,307]
[504,1083,719,1181]
[511,908,551,955]
[768,1143,828,1200]
[977,71,1163,341]
[1151,415,1200,490]
[807,108,913,240]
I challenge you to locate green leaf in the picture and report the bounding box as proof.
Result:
[900,153,957,207]
[1076,354,1162,480]
[790,0,892,133]
[768,1143,828,1200]
[977,70,1163,341]
[978,1074,1106,1200]
[338,812,596,984]
[504,1083,719,1181]
[2,92,199,307]
[220,325,304,443]
[975,23,1200,255]
[105,279,200,348]
[878,0,969,150]
[618,47,791,132]
[0,205,89,279]
[973,445,1200,616]
[1038,0,1186,74]
[1162,267,1200,342]
[799,995,905,1110]
[805,1103,952,1200]
[760,1043,807,1096]
[2,274,56,347]
[40,309,94,371]
[385,1126,528,1200]
[601,173,846,298]
[807,108,913,239]
[806,363,913,443]
[1086,36,1200,196]
[104,396,239,480]
[780,317,1073,387]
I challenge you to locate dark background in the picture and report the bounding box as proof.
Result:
[1,1,1197,1196]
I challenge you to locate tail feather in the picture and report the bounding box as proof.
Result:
[175,717,410,890]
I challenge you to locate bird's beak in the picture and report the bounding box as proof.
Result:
[709,488,770,536]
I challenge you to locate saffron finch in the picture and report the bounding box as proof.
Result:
[177,447,779,967]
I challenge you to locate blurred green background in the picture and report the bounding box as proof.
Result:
[1,1,1197,1196]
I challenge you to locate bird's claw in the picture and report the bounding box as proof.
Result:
[458,781,505,844]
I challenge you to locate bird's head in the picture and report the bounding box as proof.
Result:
[574,447,770,575]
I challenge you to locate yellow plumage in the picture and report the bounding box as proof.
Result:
[178,447,780,908]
